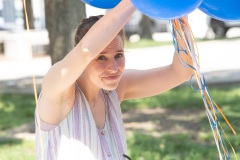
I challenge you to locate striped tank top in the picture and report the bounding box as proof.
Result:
[35,84,128,160]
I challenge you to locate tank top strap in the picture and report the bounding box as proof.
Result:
[75,82,81,92]
[103,90,127,159]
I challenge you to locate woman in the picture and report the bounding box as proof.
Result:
[35,0,193,159]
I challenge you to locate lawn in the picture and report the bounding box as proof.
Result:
[123,82,240,160]
[125,38,172,49]
[0,139,35,160]
[0,82,240,160]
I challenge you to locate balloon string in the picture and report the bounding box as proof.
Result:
[213,101,236,135]
[219,122,238,160]
[22,0,44,159]
[170,17,237,160]
[184,19,231,159]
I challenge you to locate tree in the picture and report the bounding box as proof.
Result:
[45,0,86,64]
[140,14,153,39]
[23,0,34,29]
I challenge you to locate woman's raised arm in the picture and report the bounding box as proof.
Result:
[43,0,135,95]
[117,17,194,101]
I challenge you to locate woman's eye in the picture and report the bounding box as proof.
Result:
[115,53,124,59]
[97,55,107,60]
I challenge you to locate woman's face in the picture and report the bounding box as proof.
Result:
[83,35,125,90]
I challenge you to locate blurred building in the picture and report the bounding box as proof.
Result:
[0,0,45,31]
[0,0,48,59]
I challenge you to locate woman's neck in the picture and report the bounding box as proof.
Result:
[76,77,101,106]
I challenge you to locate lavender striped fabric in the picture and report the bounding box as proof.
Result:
[35,84,128,160]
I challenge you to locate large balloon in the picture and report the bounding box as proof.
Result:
[198,0,240,21]
[130,0,202,20]
[82,0,120,9]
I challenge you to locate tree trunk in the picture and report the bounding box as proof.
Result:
[23,0,34,29]
[140,15,152,39]
[45,0,86,64]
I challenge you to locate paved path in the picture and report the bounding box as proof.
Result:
[125,37,240,84]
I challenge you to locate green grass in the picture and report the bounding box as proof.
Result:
[125,38,173,49]
[123,35,233,49]
[0,94,36,130]
[123,83,240,160]
[121,82,240,112]
[127,132,218,160]
[0,138,35,160]
[0,83,240,159]
[127,131,240,160]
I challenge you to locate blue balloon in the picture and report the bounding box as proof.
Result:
[198,0,240,21]
[130,0,202,20]
[82,0,121,9]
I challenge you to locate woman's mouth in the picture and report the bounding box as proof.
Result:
[103,75,119,80]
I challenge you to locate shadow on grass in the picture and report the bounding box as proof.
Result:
[0,137,23,146]
[123,82,240,123]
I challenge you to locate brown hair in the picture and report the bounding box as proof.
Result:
[75,15,125,46]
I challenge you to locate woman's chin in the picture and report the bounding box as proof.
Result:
[103,85,117,91]
[101,78,121,90]
[101,82,118,91]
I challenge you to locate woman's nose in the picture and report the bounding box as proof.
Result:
[107,59,118,72]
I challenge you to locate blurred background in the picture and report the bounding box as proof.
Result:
[0,0,240,160]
